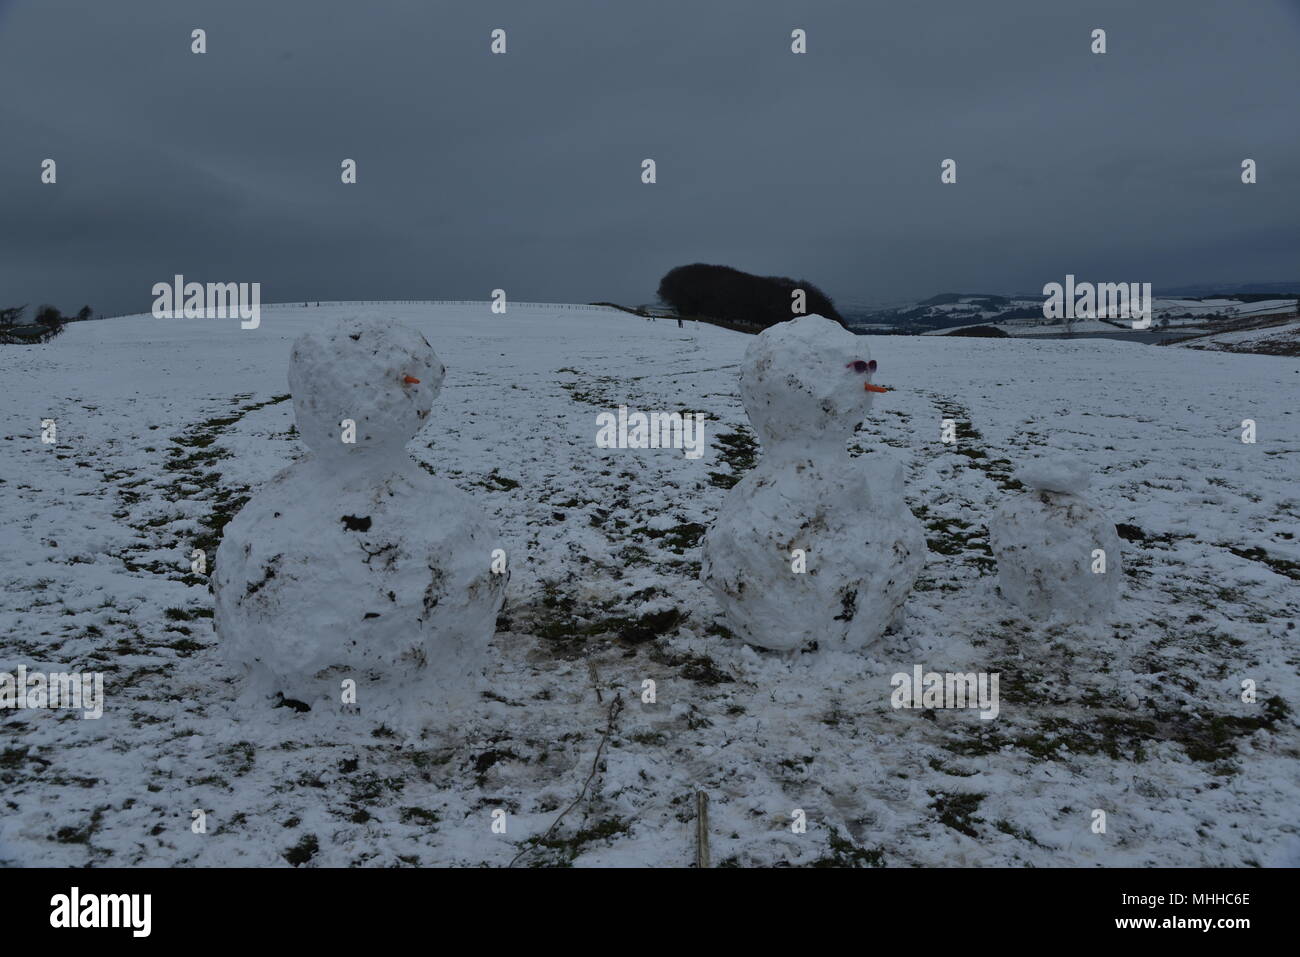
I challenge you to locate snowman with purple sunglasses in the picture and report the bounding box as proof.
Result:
[701,315,926,652]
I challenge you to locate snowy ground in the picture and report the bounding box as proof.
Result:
[1177,318,1300,357]
[2,303,1297,867]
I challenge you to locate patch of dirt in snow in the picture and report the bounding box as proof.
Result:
[1,306,1297,867]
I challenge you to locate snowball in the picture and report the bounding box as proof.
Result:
[1015,452,1090,494]
[739,314,880,452]
[288,317,445,463]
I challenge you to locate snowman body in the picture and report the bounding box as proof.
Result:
[700,315,926,652]
[213,318,507,717]
[988,453,1121,622]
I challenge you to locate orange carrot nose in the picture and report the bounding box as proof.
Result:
[864,383,889,393]
[403,375,421,384]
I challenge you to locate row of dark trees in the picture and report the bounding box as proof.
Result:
[657,263,846,330]
[0,304,94,343]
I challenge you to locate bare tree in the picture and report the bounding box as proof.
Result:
[35,304,64,327]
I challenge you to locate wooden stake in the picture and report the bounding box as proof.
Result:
[695,790,710,869]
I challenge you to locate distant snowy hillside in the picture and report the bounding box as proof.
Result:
[866,293,1297,337]
[1,303,1297,867]
[1177,318,1300,357]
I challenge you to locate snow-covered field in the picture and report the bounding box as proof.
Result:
[2,303,1297,867]
[1178,318,1300,357]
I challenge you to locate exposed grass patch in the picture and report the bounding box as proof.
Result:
[520,817,631,867]
[629,521,706,552]
[928,791,986,838]
[283,833,319,866]
[948,697,1291,766]
[936,400,1022,491]
[475,470,521,491]
[1222,544,1300,580]
[708,428,758,488]
[809,830,886,868]
[399,807,441,827]
[912,505,995,572]
[527,583,685,650]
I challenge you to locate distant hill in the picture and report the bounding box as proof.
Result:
[918,292,1010,307]
[1159,280,1300,299]
[848,294,1044,333]
[847,285,1299,334]
[1174,315,1300,357]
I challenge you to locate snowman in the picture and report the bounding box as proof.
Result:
[700,315,926,652]
[213,318,507,720]
[988,452,1121,622]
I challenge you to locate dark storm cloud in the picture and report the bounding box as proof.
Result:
[1,0,1297,317]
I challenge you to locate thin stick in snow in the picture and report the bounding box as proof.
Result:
[695,790,710,869]
[508,695,623,868]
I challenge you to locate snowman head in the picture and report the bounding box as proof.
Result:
[288,318,444,462]
[739,315,881,450]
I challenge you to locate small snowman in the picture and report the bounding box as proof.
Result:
[213,318,507,721]
[700,315,926,652]
[988,452,1121,622]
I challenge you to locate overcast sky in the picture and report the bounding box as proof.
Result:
[2,0,1298,317]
